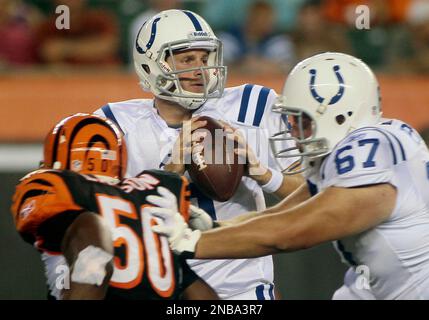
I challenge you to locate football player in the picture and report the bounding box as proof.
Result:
[94,9,303,299]
[11,113,217,300]
[150,52,429,299]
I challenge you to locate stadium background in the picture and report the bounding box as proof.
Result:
[1,0,429,299]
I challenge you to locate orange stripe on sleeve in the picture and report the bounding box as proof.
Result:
[179,175,191,222]
[11,171,82,237]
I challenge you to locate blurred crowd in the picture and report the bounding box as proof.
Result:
[1,0,429,74]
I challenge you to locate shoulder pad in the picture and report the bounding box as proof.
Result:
[11,170,82,236]
[235,84,276,127]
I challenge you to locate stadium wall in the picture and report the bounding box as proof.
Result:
[1,72,428,142]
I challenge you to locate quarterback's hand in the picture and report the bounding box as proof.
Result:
[189,205,213,231]
[148,206,201,258]
[220,121,272,185]
[164,117,207,174]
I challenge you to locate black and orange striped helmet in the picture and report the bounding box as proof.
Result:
[41,113,127,180]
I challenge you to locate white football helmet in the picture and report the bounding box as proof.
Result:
[270,52,382,173]
[133,9,227,110]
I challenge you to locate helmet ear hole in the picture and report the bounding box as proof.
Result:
[142,64,150,74]
[336,114,346,125]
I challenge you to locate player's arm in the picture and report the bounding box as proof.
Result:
[147,176,310,229]
[61,212,114,300]
[194,183,396,259]
[263,181,312,213]
[152,128,399,258]
[11,171,114,299]
[217,180,311,227]
[150,183,396,259]
[250,164,305,199]
[192,129,400,258]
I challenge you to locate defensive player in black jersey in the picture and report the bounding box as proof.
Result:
[11,113,217,300]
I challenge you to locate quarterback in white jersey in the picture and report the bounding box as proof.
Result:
[94,9,301,299]
[150,52,429,299]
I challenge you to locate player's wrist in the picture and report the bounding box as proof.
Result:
[249,164,272,185]
[260,169,284,193]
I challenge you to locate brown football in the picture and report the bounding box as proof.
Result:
[186,116,244,202]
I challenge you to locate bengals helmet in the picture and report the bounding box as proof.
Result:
[41,113,127,180]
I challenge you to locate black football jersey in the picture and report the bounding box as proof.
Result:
[11,169,197,299]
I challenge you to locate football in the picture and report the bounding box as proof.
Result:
[186,116,244,202]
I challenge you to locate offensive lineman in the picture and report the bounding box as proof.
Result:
[94,9,302,299]
[150,52,429,300]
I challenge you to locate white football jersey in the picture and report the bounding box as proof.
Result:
[94,84,295,299]
[306,119,429,299]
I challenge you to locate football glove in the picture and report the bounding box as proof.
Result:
[147,186,214,231]
[189,205,214,231]
[148,206,200,258]
[146,186,178,212]
[146,187,201,257]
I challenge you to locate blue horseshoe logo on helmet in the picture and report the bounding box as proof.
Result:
[309,65,345,105]
[136,17,161,54]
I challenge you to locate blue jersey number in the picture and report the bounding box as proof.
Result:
[335,138,380,175]
[335,145,355,174]
[358,138,380,168]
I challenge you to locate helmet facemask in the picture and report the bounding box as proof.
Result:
[270,99,330,174]
[155,38,226,109]
[134,9,227,110]
[136,37,227,110]
[269,52,382,175]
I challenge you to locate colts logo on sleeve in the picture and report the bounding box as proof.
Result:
[309,65,345,105]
